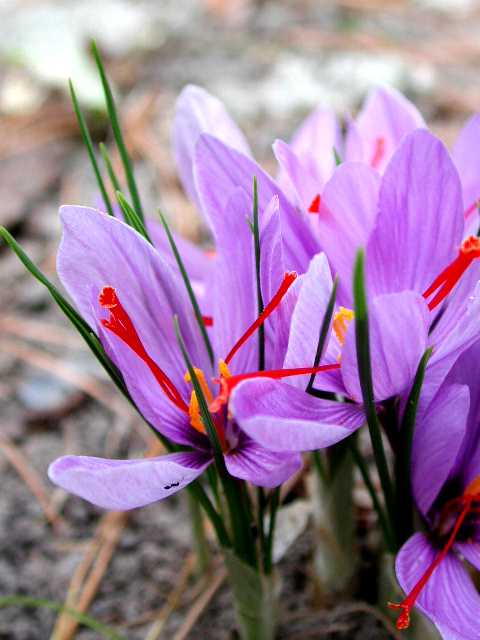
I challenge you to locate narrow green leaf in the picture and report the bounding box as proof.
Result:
[91,40,144,221]
[0,595,128,640]
[333,146,342,166]
[251,176,265,371]
[0,227,129,397]
[306,275,338,394]
[174,317,255,565]
[116,191,151,244]
[395,346,433,544]
[99,142,122,192]
[158,210,214,366]
[69,79,114,216]
[353,249,396,551]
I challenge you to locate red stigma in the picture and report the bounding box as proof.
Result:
[370,136,386,170]
[225,363,341,394]
[308,194,321,214]
[99,286,189,414]
[202,315,213,327]
[422,236,480,311]
[389,493,477,630]
[224,271,297,365]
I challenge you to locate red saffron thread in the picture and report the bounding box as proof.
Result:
[99,286,189,413]
[388,495,474,630]
[224,271,297,365]
[370,136,386,170]
[308,194,321,214]
[422,236,480,311]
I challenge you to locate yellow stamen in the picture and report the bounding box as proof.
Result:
[218,359,232,379]
[465,475,480,496]
[333,307,355,346]
[184,368,213,433]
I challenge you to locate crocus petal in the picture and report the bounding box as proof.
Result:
[396,533,480,640]
[173,85,251,214]
[352,86,425,173]
[147,220,212,286]
[288,106,341,177]
[273,139,324,213]
[318,162,380,304]
[452,113,480,237]
[341,291,429,402]
[412,384,469,516]
[193,134,320,273]
[224,434,302,488]
[57,206,209,447]
[210,188,256,374]
[421,281,480,416]
[366,130,463,297]
[284,252,344,393]
[48,451,211,510]
[231,378,365,452]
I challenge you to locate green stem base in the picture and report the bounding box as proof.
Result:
[224,550,278,640]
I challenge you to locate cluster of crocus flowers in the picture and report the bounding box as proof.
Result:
[6,61,480,640]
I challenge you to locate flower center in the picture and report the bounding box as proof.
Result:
[389,478,480,630]
[370,136,386,170]
[333,307,355,347]
[422,236,480,311]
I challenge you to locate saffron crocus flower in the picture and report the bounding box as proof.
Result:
[390,342,480,638]
[174,84,480,244]
[231,129,480,452]
[48,199,354,510]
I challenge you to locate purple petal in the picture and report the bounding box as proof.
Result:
[452,113,480,237]
[48,451,211,510]
[366,130,463,297]
[231,378,365,452]
[210,188,256,374]
[288,106,340,178]
[396,533,480,639]
[341,291,429,402]
[352,86,425,173]
[273,139,324,213]
[57,206,209,447]
[412,384,469,516]
[284,253,344,393]
[422,281,480,417]
[224,434,302,488]
[193,134,320,273]
[318,162,380,304]
[173,85,251,214]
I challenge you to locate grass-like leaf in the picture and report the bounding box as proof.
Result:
[116,192,152,244]
[306,275,338,394]
[91,40,144,221]
[353,249,396,551]
[0,595,128,640]
[69,79,114,216]
[0,227,127,396]
[251,176,265,371]
[395,346,433,544]
[99,142,122,193]
[158,211,214,366]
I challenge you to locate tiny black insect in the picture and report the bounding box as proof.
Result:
[163,481,180,490]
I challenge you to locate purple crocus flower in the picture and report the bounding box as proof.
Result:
[47,198,350,510]
[231,129,480,455]
[391,341,480,638]
[174,84,480,242]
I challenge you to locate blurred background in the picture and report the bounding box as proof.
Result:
[1,1,479,638]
